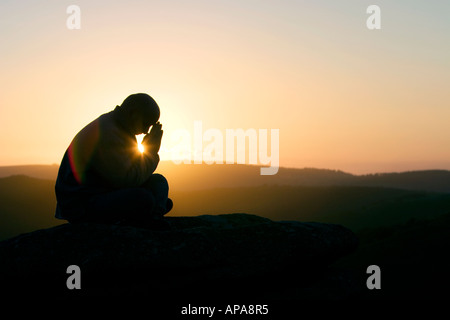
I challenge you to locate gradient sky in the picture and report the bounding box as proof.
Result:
[1,0,449,174]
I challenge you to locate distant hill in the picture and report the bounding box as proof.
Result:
[0,175,62,241]
[1,162,449,193]
[0,164,59,181]
[1,174,450,241]
[354,170,450,193]
[170,185,450,231]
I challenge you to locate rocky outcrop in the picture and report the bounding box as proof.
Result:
[0,213,358,299]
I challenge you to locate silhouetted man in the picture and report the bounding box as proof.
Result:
[55,93,172,228]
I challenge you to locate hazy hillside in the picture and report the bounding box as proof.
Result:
[1,163,449,193]
[1,174,450,241]
[142,162,450,193]
[0,164,59,181]
[356,170,450,193]
[169,185,450,231]
[0,175,62,241]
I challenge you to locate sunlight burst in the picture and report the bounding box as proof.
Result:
[136,134,145,153]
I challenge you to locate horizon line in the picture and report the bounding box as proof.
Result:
[0,162,449,177]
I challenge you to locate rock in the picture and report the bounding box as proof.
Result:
[0,213,357,299]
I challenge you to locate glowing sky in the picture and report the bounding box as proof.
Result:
[1,0,449,174]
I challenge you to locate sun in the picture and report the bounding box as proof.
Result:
[136,134,145,153]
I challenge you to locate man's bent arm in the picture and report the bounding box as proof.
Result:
[95,140,160,188]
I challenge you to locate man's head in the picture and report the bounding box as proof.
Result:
[120,93,160,134]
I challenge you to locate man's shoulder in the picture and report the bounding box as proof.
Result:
[98,110,115,122]
[97,110,134,145]
[97,110,122,132]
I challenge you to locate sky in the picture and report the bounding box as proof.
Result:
[1,0,449,174]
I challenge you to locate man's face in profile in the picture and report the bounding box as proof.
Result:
[131,109,159,134]
[142,119,156,134]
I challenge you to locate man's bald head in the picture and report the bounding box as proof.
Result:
[119,93,160,134]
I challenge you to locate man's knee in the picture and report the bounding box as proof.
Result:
[151,173,168,186]
[142,173,169,190]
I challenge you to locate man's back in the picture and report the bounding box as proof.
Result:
[55,107,159,221]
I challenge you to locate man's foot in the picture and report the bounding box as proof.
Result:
[153,198,173,217]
